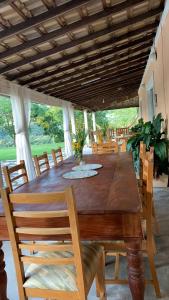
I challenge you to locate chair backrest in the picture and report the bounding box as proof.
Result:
[51,148,63,166]
[139,142,146,180]
[91,142,98,154]
[33,152,50,176]
[120,140,127,152]
[142,158,154,243]
[2,160,28,192]
[1,186,86,300]
[97,141,118,154]
[96,130,103,144]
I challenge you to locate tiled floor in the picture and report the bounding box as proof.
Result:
[2,187,169,300]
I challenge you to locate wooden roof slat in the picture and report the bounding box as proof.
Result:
[40,59,147,94]
[0,0,91,41]
[0,0,145,59]
[0,6,161,74]
[51,69,144,98]
[30,40,151,88]
[67,80,141,102]
[49,64,145,96]
[9,22,156,82]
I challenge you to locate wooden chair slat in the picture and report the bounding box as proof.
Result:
[13,210,68,218]
[21,256,74,265]
[16,227,71,235]
[19,243,73,252]
[10,191,65,203]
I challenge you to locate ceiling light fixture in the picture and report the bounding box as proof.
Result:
[102,98,105,104]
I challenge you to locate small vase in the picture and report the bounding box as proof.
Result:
[79,160,85,166]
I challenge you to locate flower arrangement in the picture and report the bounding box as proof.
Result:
[72,128,87,163]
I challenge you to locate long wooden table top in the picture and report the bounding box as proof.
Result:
[0,152,141,216]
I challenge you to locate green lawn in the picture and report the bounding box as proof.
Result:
[0,143,64,161]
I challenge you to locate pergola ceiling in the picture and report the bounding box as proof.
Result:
[0,0,164,111]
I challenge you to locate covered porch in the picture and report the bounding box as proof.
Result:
[0,0,169,299]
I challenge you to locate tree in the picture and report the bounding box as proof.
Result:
[35,105,64,143]
[0,96,15,145]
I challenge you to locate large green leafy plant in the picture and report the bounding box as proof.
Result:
[127,113,169,178]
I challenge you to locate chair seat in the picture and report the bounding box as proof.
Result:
[23,243,102,291]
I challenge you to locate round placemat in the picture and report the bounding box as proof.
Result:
[72,163,102,171]
[63,170,98,179]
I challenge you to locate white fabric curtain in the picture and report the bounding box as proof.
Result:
[63,104,73,158]
[92,112,97,142]
[84,109,89,145]
[69,105,76,135]
[10,85,36,180]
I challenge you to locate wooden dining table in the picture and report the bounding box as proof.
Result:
[0,152,144,300]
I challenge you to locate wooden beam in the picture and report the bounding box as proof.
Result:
[0,0,91,41]
[51,70,143,98]
[35,51,149,90]
[38,55,148,92]
[24,37,152,88]
[0,0,145,58]
[0,0,13,7]
[40,61,146,94]
[9,23,156,81]
[71,80,141,101]
[50,65,145,96]
[73,88,139,105]
[0,7,161,74]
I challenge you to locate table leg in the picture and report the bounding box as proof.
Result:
[125,238,145,300]
[0,241,8,300]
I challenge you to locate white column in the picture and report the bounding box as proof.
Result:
[92,111,96,142]
[10,85,36,181]
[69,105,76,135]
[83,109,89,145]
[92,112,96,131]
[63,105,73,158]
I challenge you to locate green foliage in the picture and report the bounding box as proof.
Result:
[34,105,64,143]
[107,107,138,128]
[0,96,15,145]
[127,113,169,177]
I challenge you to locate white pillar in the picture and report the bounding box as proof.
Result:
[84,109,89,145]
[10,86,36,180]
[63,105,73,158]
[92,111,96,142]
[92,112,96,131]
[69,105,76,135]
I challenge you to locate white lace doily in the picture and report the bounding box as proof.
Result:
[63,170,98,179]
[72,163,102,171]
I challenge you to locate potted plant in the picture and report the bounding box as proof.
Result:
[72,128,87,165]
[127,113,169,179]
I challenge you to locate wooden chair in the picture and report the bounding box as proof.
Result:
[120,140,127,152]
[97,141,118,154]
[101,158,161,298]
[91,142,98,154]
[2,160,28,192]
[139,141,146,181]
[51,147,63,166]
[33,152,50,176]
[1,187,106,300]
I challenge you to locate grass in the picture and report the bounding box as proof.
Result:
[0,143,64,161]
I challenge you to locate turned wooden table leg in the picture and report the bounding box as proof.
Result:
[125,238,145,300]
[0,241,8,300]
